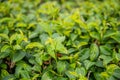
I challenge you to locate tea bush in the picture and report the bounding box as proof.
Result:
[0,0,120,80]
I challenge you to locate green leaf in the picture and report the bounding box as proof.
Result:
[103,30,117,38]
[0,34,9,40]
[54,36,66,43]
[111,33,120,43]
[56,42,68,54]
[94,72,105,80]
[34,53,43,65]
[65,70,76,79]
[75,67,86,76]
[12,51,26,63]
[1,45,10,52]
[100,46,112,55]
[0,69,9,79]
[13,44,22,50]
[10,33,24,45]
[16,22,27,27]
[58,56,72,60]
[41,72,52,80]
[77,42,88,48]
[0,52,9,59]
[95,60,104,67]
[2,75,15,80]
[99,55,113,66]
[29,32,38,39]
[0,17,13,23]
[80,48,90,61]
[56,77,68,80]
[25,42,43,49]
[78,75,88,80]
[47,45,56,60]
[106,64,119,75]
[112,50,120,63]
[113,69,120,79]
[90,43,99,61]
[40,33,49,45]
[90,31,100,40]
[20,70,30,79]
[83,60,95,70]
[57,61,66,74]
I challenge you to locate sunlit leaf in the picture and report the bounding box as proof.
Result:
[25,42,43,49]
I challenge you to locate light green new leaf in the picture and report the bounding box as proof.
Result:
[0,69,9,79]
[112,50,120,63]
[77,42,88,48]
[25,42,43,49]
[1,45,10,52]
[16,22,27,27]
[106,64,119,75]
[0,17,13,23]
[10,33,23,45]
[0,34,9,40]
[78,75,88,80]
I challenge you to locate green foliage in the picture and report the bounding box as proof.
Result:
[0,0,120,80]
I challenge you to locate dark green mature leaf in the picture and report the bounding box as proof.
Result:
[0,52,9,59]
[100,46,112,55]
[12,51,26,63]
[113,69,120,79]
[94,72,105,80]
[80,48,90,61]
[20,70,30,79]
